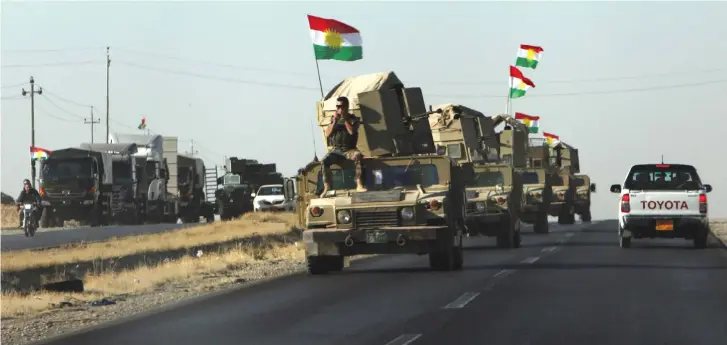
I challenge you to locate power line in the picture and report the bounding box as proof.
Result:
[2,82,29,89]
[115,60,320,91]
[1,95,24,100]
[35,106,78,123]
[1,47,105,53]
[429,79,727,99]
[112,47,727,85]
[1,61,102,68]
[39,94,86,120]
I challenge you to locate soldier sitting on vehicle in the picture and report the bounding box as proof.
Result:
[16,179,42,228]
[319,96,367,197]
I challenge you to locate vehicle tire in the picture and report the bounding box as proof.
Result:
[429,250,455,271]
[453,234,463,270]
[496,215,515,248]
[329,255,345,271]
[514,229,522,248]
[306,256,331,275]
[581,210,592,222]
[619,229,631,248]
[40,207,51,228]
[533,209,549,234]
[693,228,708,249]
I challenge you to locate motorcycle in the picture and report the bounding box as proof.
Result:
[21,203,39,237]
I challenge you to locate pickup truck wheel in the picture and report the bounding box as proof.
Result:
[693,228,708,249]
[619,235,631,248]
[306,256,331,275]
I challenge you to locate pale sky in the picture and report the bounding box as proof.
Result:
[2,1,726,220]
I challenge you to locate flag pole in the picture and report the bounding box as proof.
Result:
[506,66,513,116]
[314,57,325,100]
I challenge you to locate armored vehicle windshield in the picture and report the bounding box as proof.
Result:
[315,162,440,193]
[521,171,540,185]
[468,170,506,187]
[41,158,93,180]
[112,161,133,184]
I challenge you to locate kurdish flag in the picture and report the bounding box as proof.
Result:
[515,112,540,133]
[509,66,535,99]
[138,116,147,130]
[515,44,544,69]
[307,15,362,61]
[30,146,51,160]
[543,132,560,146]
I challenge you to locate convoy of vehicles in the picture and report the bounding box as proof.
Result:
[282,71,471,274]
[610,163,712,249]
[215,157,284,220]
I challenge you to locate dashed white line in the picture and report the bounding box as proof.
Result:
[565,232,575,237]
[384,333,422,345]
[493,269,512,278]
[521,256,540,264]
[442,292,480,309]
[542,246,557,252]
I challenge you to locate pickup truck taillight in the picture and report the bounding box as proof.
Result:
[699,193,707,213]
[620,194,630,213]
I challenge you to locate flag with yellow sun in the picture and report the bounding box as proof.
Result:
[307,15,362,61]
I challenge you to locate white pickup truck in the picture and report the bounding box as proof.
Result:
[610,163,713,248]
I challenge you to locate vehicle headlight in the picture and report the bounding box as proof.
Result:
[400,207,414,221]
[476,201,486,212]
[336,209,351,224]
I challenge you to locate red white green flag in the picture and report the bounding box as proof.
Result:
[543,132,560,146]
[307,15,362,61]
[509,66,535,99]
[30,146,51,160]
[515,112,540,133]
[515,44,544,69]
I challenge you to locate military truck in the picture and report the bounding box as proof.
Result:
[214,157,283,220]
[573,174,596,222]
[549,141,581,225]
[38,147,114,227]
[282,71,471,275]
[428,104,525,248]
[177,154,215,223]
[108,133,180,223]
[521,138,556,233]
[79,142,144,225]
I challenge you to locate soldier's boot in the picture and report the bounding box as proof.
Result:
[319,182,330,198]
[320,167,332,198]
[355,158,367,192]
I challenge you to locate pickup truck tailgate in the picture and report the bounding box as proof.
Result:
[628,190,702,217]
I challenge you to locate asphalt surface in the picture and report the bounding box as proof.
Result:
[0,222,198,252]
[31,219,727,345]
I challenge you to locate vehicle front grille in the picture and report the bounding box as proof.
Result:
[466,203,478,214]
[354,209,399,229]
[47,191,85,198]
[271,200,284,205]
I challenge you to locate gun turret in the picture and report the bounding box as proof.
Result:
[316,71,436,158]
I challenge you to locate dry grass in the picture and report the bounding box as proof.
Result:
[1,241,305,318]
[1,212,298,272]
[2,204,19,230]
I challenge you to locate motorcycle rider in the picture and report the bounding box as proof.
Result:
[16,179,42,228]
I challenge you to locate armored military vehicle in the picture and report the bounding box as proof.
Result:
[521,138,556,233]
[214,157,283,220]
[428,104,525,248]
[38,147,114,227]
[79,142,144,225]
[282,71,471,274]
[549,141,580,225]
[573,174,596,222]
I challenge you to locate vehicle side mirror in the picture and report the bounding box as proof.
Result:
[250,193,256,198]
[590,183,596,193]
[703,184,712,193]
[610,184,621,193]
[283,178,296,201]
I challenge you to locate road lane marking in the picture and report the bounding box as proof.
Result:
[442,292,480,309]
[521,256,540,264]
[385,334,422,345]
[542,246,557,252]
[565,232,575,237]
[493,269,512,278]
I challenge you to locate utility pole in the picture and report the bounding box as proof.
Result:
[84,106,100,143]
[186,140,199,156]
[22,76,42,188]
[106,46,111,144]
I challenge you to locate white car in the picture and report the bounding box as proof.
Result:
[610,163,712,249]
[252,184,294,212]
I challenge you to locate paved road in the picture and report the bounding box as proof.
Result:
[32,220,727,345]
[1,223,198,252]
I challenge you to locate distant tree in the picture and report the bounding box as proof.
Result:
[1,192,15,204]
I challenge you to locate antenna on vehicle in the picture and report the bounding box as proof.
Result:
[661,154,664,164]
[310,120,319,162]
